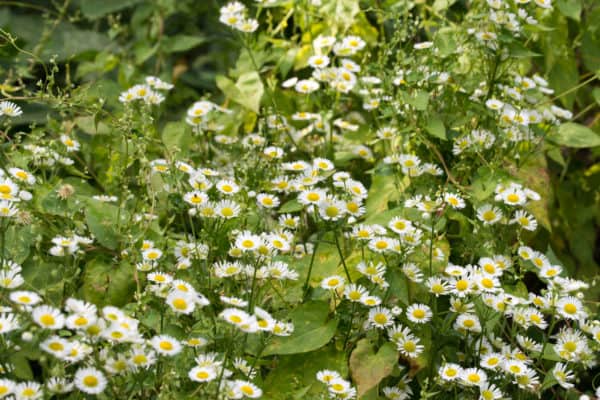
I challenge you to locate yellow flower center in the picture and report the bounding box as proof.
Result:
[172,298,188,310]
[159,341,173,351]
[40,314,55,326]
[563,303,577,314]
[403,341,416,352]
[456,280,469,291]
[49,342,64,351]
[133,354,147,364]
[506,193,520,203]
[373,313,388,325]
[196,371,210,380]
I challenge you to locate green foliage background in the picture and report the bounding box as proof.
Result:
[0,0,599,398]
[1,0,597,284]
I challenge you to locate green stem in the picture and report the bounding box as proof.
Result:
[334,231,352,283]
[303,235,321,301]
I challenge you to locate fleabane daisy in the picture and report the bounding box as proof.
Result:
[556,296,586,320]
[256,193,279,209]
[32,305,65,330]
[321,275,345,290]
[368,307,394,329]
[439,363,462,381]
[150,335,182,356]
[166,292,196,314]
[461,368,487,387]
[406,304,432,324]
[476,204,503,225]
[74,367,107,395]
[189,366,217,382]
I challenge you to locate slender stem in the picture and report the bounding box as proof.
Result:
[334,231,352,283]
[303,234,321,301]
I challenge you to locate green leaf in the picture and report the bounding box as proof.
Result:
[10,352,33,380]
[548,123,600,148]
[365,169,405,218]
[216,72,264,114]
[556,0,582,21]
[4,225,37,264]
[433,0,456,12]
[542,345,562,362]
[407,90,430,110]
[278,199,303,213]
[162,35,206,53]
[319,0,360,29]
[350,340,398,397]
[162,121,192,156]
[263,345,347,399]
[262,301,338,355]
[592,88,600,106]
[548,58,579,109]
[85,199,126,250]
[425,116,447,140]
[434,27,457,57]
[80,0,144,19]
[81,259,135,306]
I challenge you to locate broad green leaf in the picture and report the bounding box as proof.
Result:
[548,58,579,109]
[365,169,405,218]
[407,90,430,110]
[433,0,456,12]
[162,121,192,156]
[278,198,303,213]
[350,339,398,397]
[80,0,144,19]
[556,0,581,21]
[542,345,562,362]
[81,259,135,306]
[592,88,600,106]
[468,166,510,202]
[84,199,126,250]
[236,72,264,114]
[216,72,264,114]
[508,154,552,231]
[263,345,347,399]
[4,225,37,264]
[262,301,338,355]
[548,123,600,148]
[162,35,206,53]
[541,373,558,391]
[582,9,600,72]
[434,27,457,57]
[425,116,447,140]
[319,0,360,29]
[10,353,33,380]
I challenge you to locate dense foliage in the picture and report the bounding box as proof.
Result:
[0,0,599,399]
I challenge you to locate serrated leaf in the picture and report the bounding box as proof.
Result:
[263,301,338,355]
